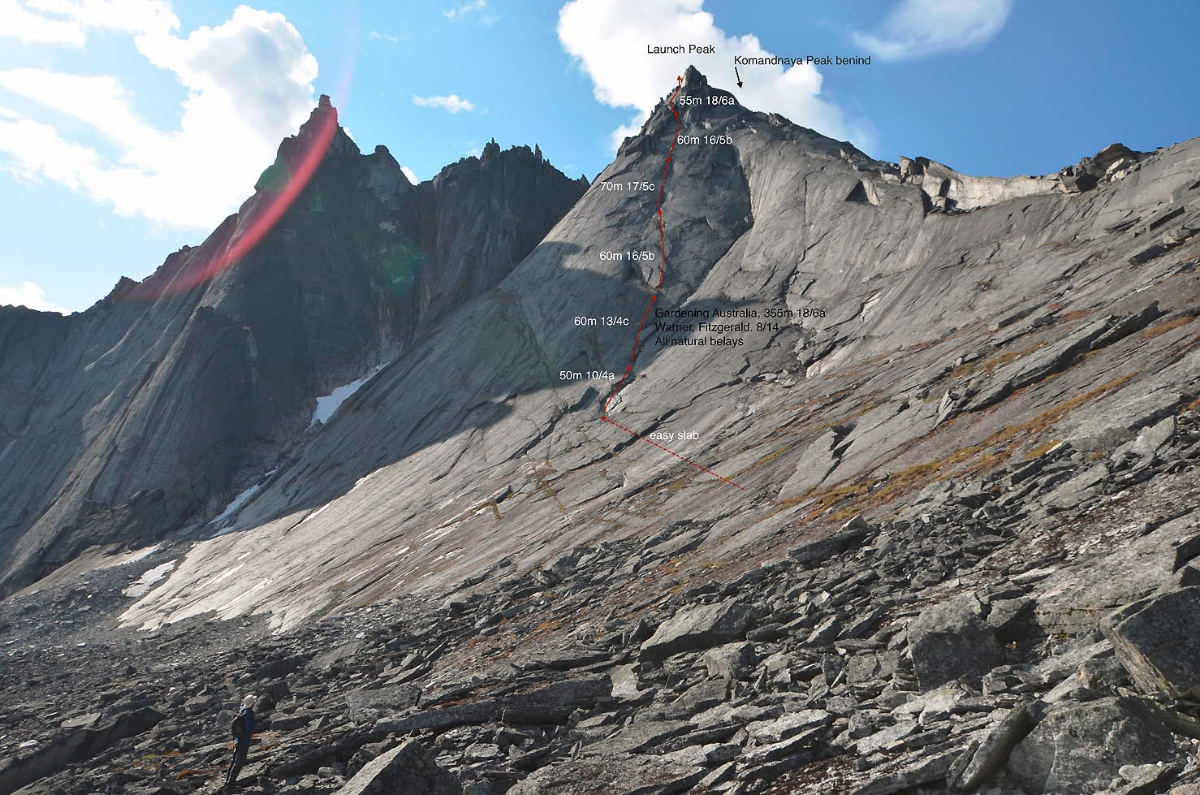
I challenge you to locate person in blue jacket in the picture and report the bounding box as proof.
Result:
[224,695,257,792]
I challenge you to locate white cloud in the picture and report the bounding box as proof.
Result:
[0,0,182,45]
[412,94,475,114]
[557,0,868,153]
[369,30,400,43]
[400,165,418,184]
[0,0,86,45]
[852,0,1012,61]
[444,0,496,24]
[0,280,69,313]
[0,3,319,230]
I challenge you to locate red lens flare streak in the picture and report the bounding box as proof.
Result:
[124,23,358,302]
[135,109,340,300]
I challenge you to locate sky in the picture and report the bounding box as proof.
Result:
[1,0,1198,314]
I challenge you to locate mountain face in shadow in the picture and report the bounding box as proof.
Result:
[4,68,1200,638]
[0,96,588,597]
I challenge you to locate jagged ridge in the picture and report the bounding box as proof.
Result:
[0,98,587,597]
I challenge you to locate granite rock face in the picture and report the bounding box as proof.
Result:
[0,98,586,598]
[3,67,1200,795]
[99,66,1200,637]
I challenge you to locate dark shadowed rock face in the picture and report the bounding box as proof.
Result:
[0,98,586,597]
[0,707,163,795]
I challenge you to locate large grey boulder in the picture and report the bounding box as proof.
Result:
[374,700,498,735]
[507,753,705,795]
[344,684,421,722]
[1007,697,1178,794]
[1112,414,1176,461]
[1102,586,1200,699]
[639,600,752,661]
[851,748,963,795]
[586,720,691,755]
[0,707,164,795]
[608,664,650,702]
[499,676,612,723]
[701,641,753,679]
[907,594,1001,692]
[954,702,1035,791]
[334,739,460,795]
[786,518,870,567]
[1035,513,1200,635]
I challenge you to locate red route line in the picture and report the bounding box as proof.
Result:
[604,77,682,412]
[598,75,745,492]
[601,416,745,492]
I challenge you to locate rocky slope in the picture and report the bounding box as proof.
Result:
[0,97,587,598]
[111,68,1200,634]
[2,66,1200,794]
[1,406,1198,794]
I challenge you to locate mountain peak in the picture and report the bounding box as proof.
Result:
[683,64,707,91]
[302,93,338,135]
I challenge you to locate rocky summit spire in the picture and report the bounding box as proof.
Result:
[301,94,338,136]
[683,64,707,92]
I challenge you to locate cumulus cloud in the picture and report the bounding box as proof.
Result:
[0,0,182,45]
[557,0,869,153]
[412,94,475,114]
[852,0,1013,61]
[0,2,319,230]
[400,165,418,184]
[0,0,86,44]
[0,280,69,313]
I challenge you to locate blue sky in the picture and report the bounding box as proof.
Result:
[1,0,1198,314]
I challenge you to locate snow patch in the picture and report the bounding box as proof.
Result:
[311,366,385,427]
[121,544,161,565]
[123,560,177,598]
[208,469,276,534]
[209,485,260,532]
[206,564,245,588]
[421,524,458,543]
